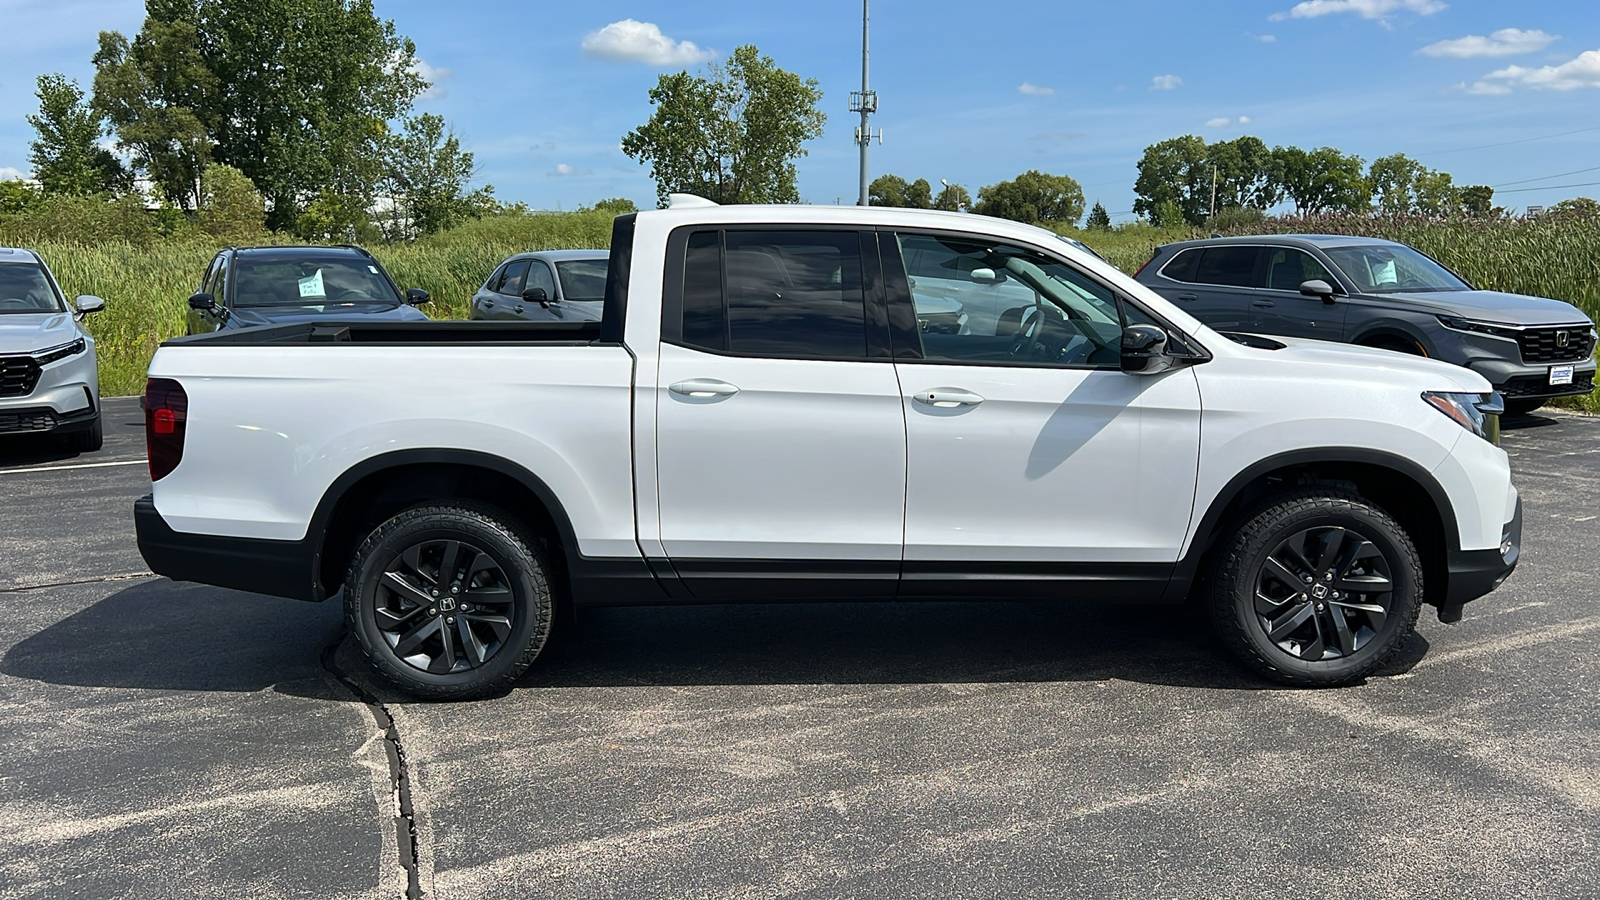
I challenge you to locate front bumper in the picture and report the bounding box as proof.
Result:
[1438,494,1522,621]
[135,495,323,602]
[0,402,98,436]
[1466,355,1596,402]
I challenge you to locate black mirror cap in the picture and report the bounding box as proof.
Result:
[405,288,431,305]
[187,291,217,312]
[1299,279,1338,303]
[521,287,549,305]
[1121,324,1172,374]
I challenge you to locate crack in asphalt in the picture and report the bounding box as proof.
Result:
[320,631,424,900]
[0,571,153,593]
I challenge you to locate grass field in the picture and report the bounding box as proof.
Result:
[17,208,1599,412]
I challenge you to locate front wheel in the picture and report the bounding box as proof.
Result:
[345,502,554,700]
[65,416,102,453]
[1207,490,1422,687]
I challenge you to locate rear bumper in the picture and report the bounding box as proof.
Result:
[135,495,322,602]
[1441,494,1521,616]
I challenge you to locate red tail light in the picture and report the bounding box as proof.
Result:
[1133,249,1160,278]
[145,378,188,481]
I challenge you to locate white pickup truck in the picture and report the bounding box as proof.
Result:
[135,201,1521,699]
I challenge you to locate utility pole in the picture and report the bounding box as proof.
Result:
[850,0,880,206]
[1210,163,1218,222]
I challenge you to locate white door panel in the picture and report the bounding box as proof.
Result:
[655,342,906,560]
[897,364,1201,563]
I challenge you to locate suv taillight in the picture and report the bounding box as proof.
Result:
[1133,249,1159,278]
[145,378,188,481]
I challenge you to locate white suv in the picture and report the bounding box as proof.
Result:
[0,248,105,452]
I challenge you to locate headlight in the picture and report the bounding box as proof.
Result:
[34,338,87,365]
[1436,315,1521,341]
[1423,391,1503,445]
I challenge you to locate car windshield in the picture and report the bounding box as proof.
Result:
[554,259,608,302]
[233,256,400,307]
[0,263,63,314]
[1324,244,1469,293]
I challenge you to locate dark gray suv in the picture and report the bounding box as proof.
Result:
[1135,235,1597,414]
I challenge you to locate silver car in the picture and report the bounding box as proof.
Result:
[0,248,106,451]
[469,250,608,322]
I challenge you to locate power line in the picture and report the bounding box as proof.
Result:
[1495,181,1600,195]
[1493,164,1600,188]
[1420,124,1600,157]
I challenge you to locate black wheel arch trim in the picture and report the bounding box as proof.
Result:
[1165,446,1460,603]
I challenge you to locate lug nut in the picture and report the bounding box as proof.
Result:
[431,589,439,597]
[429,608,437,616]
[1324,572,1334,581]
[1303,576,1314,584]
[446,616,455,624]
[451,585,460,594]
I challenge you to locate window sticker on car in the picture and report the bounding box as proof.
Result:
[1550,364,1574,386]
[1372,259,1398,286]
[298,269,326,298]
[368,266,379,274]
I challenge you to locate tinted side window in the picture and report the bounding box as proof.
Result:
[214,254,231,304]
[1160,248,1201,283]
[484,263,506,291]
[1194,247,1261,287]
[496,260,530,295]
[681,231,725,351]
[524,261,556,297]
[1264,248,1333,292]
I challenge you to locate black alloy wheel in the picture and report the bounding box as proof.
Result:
[346,502,553,700]
[1252,525,1392,662]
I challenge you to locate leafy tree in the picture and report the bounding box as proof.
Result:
[26,74,128,197]
[1460,185,1495,217]
[1270,146,1370,214]
[0,180,43,216]
[95,0,425,228]
[1133,135,1210,226]
[973,170,1085,226]
[589,198,638,215]
[1150,198,1186,228]
[1086,201,1111,230]
[1207,136,1277,211]
[1545,197,1600,220]
[905,178,934,210]
[1369,153,1424,213]
[868,173,909,207]
[199,163,264,240]
[1412,169,1460,217]
[296,189,378,243]
[934,182,971,212]
[622,45,826,206]
[377,113,490,238]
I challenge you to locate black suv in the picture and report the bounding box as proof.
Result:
[1135,235,1597,414]
[185,245,432,335]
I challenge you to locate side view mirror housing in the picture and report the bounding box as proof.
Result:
[969,267,1006,285]
[522,287,552,308]
[1299,279,1339,304]
[74,295,105,320]
[405,288,431,306]
[188,291,217,312]
[1121,324,1180,376]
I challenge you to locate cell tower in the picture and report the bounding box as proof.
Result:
[851,0,881,206]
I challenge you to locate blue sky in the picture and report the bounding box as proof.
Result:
[4,0,1598,220]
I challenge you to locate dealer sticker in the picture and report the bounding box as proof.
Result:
[1550,364,1574,386]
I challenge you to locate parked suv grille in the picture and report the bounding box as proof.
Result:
[0,408,56,433]
[1500,371,1596,398]
[0,356,42,397]
[1517,326,1595,363]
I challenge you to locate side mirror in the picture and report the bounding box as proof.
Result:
[1299,279,1339,304]
[405,288,431,306]
[1121,324,1179,375]
[188,291,217,312]
[74,295,105,319]
[522,287,552,308]
[970,267,1006,285]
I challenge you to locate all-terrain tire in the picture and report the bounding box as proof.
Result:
[1207,489,1423,687]
[345,502,554,700]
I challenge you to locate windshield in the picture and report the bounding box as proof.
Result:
[1324,244,1469,293]
[233,256,400,307]
[554,259,608,302]
[0,263,64,314]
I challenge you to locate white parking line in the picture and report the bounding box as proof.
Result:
[0,459,146,475]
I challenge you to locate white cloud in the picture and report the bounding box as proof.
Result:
[1460,80,1513,95]
[1239,115,1254,124]
[1420,28,1557,58]
[0,166,26,181]
[412,56,453,99]
[1272,0,1445,21]
[1149,74,1183,91]
[549,164,592,177]
[1472,49,1600,92]
[1018,82,1055,96]
[1258,34,1278,43]
[581,19,715,66]
[1205,116,1253,127]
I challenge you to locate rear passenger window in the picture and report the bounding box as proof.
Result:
[1195,247,1261,287]
[495,260,530,295]
[1159,248,1201,283]
[676,230,868,359]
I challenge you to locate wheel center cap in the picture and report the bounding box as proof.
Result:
[1311,584,1330,600]
[439,596,457,612]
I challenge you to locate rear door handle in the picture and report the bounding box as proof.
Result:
[669,379,740,398]
[913,389,985,408]
[1176,293,1199,302]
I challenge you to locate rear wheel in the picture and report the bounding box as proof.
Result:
[1208,490,1422,687]
[345,502,553,700]
[1503,398,1546,416]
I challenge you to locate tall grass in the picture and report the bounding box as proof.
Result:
[17,208,1599,413]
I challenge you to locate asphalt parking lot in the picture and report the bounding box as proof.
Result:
[2,396,1598,899]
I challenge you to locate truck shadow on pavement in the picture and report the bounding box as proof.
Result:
[1,579,1430,698]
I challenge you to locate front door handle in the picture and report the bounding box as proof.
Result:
[1252,299,1275,308]
[1176,293,1199,302]
[669,379,740,398]
[913,389,985,408]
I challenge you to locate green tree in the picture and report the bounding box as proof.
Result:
[589,197,638,215]
[622,45,826,206]
[0,180,43,216]
[26,74,128,197]
[95,0,424,228]
[868,173,909,207]
[1207,136,1277,211]
[1133,135,1210,226]
[1460,185,1495,217]
[905,178,934,209]
[1412,169,1460,216]
[377,113,489,238]
[1270,146,1370,214]
[1086,201,1111,230]
[199,163,265,240]
[973,170,1085,226]
[934,182,971,212]
[1369,153,1424,213]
